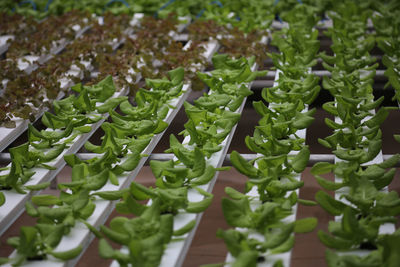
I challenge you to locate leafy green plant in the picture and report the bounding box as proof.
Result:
[314,1,400,265]
[217,5,321,265]
[92,55,264,266]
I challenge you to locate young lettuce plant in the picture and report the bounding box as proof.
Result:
[315,2,400,265]
[219,187,317,266]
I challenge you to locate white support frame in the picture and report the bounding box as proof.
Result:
[0,35,14,56]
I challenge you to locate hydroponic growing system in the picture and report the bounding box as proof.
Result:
[0,0,399,267]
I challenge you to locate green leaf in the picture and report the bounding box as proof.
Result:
[342,207,359,235]
[186,187,213,213]
[297,199,317,206]
[294,217,318,233]
[37,206,71,221]
[292,113,315,129]
[374,168,396,190]
[290,146,310,173]
[96,96,128,114]
[73,88,93,112]
[160,214,173,243]
[378,154,400,169]
[31,195,61,206]
[25,182,50,191]
[364,107,389,128]
[41,112,69,129]
[130,182,154,200]
[190,165,216,186]
[360,96,385,111]
[0,192,5,206]
[225,187,247,200]
[64,154,83,166]
[378,234,400,267]
[315,191,346,216]
[82,169,109,191]
[92,189,127,200]
[50,245,83,260]
[173,219,196,236]
[221,197,253,228]
[150,160,174,178]
[119,152,141,172]
[264,223,294,249]
[76,125,92,133]
[216,229,245,257]
[39,144,66,162]
[230,150,258,178]
[153,120,169,134]
[91,75,116,102]
[315,175,345,191]
[311,162,334,175]
[270,235,295,253]
[82,220,103,238]
[100,225,130,245]
[124,194,146,216]
[318,230,353,250]
[232,251,258,267]
[168,67,184,85]
[18,226,38,255]
[37,224,64,248]
[344,178,377,211]
[99,239,114,259]
[187,148,206,179]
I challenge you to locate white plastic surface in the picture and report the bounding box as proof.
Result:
[0,35,14,55]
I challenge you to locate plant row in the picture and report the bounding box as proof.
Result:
[314,1,400,266]
[86,54,265,266]
[215,5,321,267]
[371,1,400,105]
[0,0,284,32]
[0,67,187,266]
